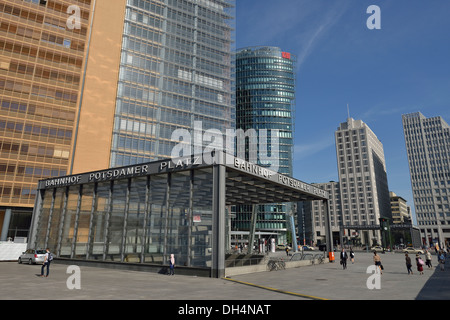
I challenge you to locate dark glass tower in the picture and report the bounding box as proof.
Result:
[232,46,296,246]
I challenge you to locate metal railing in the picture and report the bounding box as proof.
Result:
[225,254,267,268]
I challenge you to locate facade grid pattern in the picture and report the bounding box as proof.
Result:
[0,0,92,239]
[111,0,235,167]
[402,112,450,248]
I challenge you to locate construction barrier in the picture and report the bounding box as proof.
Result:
[328,251,335,262]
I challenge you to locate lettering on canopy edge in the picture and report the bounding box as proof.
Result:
[233,158,328,199]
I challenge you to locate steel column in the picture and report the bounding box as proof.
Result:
[140,176,151,263]
[163,173,171,264]
[43,188,56,249]
[102,181,113,261]
[323,199,333,257]
[86,183,98,260]
[56,187,69,257]
[248,204,257,254]
[120,179,131,262]
[187,170,194,267]
[70,185,83,258]
[211,165,226,278]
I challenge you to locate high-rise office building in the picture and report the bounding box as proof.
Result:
[232,46,295,246]
[402,112,450,248]
[72,0,235,172]
[334,118,392,246]
[0,0,93,240]
[0,0,235,240]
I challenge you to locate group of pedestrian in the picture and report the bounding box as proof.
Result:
[342,249,383,273]
[339,248,355,270]
[338,247,447,275]
[405,253,425,275]
[405,249,446,275]
[36,248,177,277]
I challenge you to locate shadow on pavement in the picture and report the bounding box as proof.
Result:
[416,258,450,300]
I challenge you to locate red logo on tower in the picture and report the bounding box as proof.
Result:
[282,52,291,60]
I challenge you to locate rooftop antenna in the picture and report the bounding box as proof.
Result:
[347,103,350,120]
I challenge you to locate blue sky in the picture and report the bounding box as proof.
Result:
[236,0,450,223]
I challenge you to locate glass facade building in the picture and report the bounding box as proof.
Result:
[110,0,235,167]
[232,46,296,245]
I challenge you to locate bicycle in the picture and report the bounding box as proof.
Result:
[317,255,325,264]
[267,259,277,271]
[267,258,286,271]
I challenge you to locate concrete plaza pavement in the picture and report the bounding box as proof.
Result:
[0,251,448,300]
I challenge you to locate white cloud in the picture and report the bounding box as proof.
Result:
[237,0,351,70]
[292,1,350,70]
[293,136,335,160]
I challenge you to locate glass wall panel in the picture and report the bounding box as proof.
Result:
[167,171,191,266]
[124,177,147,262]
[8,210,32,239]
[144,174,167,264]
[105,179,128,261]
[74,184,94,258]
[47,188,65,253]
[60,186,80,257]
[34,190,53,249]
[89,182,111,259]
[191,168,213,267]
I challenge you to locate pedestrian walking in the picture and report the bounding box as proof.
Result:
[439,251,445,271]
[340,248,348,269]
[349,247,355,264]
[416,254,424,275]
[425,250,432,268]
[373,251,382,274]
[40,248,52,277]
[285,246,289,257]
[168,253,175,275]
[405,253,413,275]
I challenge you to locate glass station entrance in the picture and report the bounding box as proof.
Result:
[29,152,330,278]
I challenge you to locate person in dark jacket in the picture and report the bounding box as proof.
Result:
[340,248,348,270]
[405,253,413,275]
[349,247,355,264]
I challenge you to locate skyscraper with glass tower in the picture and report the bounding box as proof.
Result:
[232,46,296,246]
